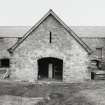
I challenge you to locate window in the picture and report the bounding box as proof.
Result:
[0,58,10,67]
[49,32,52,43]
[96,48,102,59]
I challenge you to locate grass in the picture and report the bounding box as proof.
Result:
[0,80,104,104]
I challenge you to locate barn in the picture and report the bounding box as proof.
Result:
[0,10,105,82]
[7,9,92,82]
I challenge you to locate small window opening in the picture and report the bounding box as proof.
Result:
[1,58,10,67]
[50,32,52,43]
[96,48,102,59]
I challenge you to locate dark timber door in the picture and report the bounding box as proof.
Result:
[38,57,63,80]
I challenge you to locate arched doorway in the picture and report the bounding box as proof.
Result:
[38,57,63,80]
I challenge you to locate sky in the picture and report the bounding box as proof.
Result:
[0,0,105,26]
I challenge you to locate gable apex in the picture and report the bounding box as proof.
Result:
[8,9,92,54]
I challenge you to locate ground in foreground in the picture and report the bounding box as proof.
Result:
[0,80,104,105]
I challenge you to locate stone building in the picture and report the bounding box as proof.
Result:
[0,10,105,82]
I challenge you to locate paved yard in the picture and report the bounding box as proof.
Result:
[0,80,104,105]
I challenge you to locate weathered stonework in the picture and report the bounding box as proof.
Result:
[10,14,90,82]
[0,38,17,58]
[0,38,18,78]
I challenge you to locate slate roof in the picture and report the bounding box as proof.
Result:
[82,37,105,50]
[71,26,105,38]
[0,26,105,38]
[0,26,30,37]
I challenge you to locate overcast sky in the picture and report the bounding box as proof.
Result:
[0,0,105,26]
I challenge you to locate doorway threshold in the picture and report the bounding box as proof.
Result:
[37,79,63,84]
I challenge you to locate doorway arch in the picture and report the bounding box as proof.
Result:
[37,57,63,80]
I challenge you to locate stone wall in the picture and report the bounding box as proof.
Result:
[0,38,18,58]
[0,38,18,78]
[10,14,90,82]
